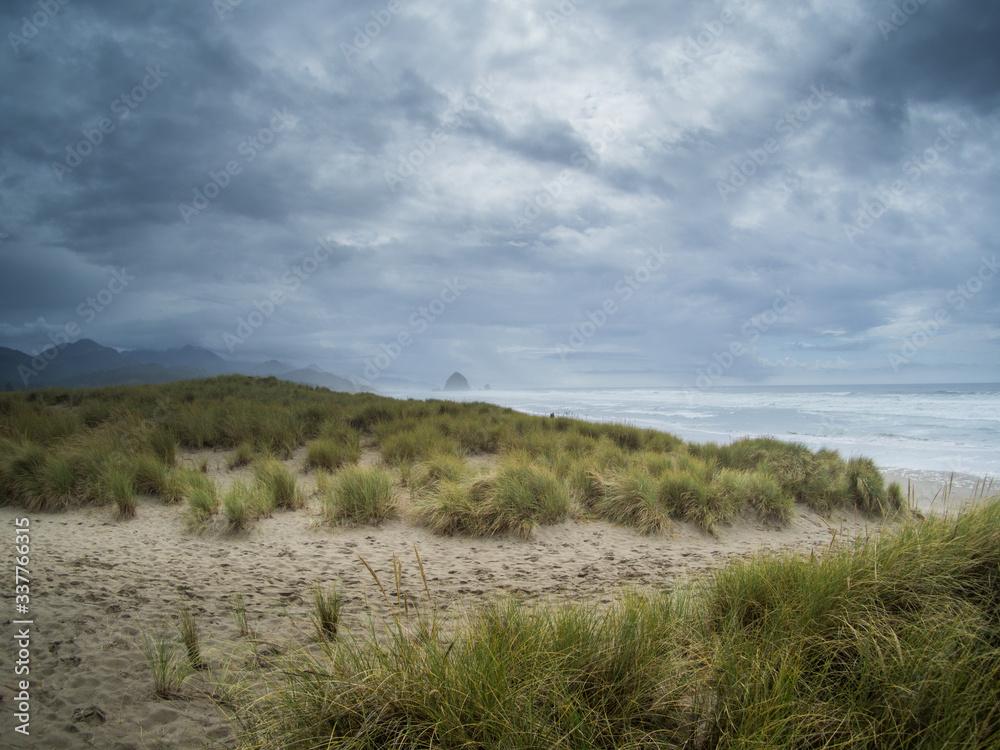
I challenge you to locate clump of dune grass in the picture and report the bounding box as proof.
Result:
[227,441,256,469]
[409,453,472,494]
[657,469,713,527]
[799,448,851,512]
[228,587,702,749]
[184,476,219,531]
[847,456,898,515]
[568,463,607,510]
[379,423,459,466]
[888,479,904,509]
[305,436,360,472]
[165,467,214,505]
[414,456,568,538]
[320,465,397,525]
[222,480,270,533]
[177,607,204,671]
[139,619,193,699]
[39,454,76,507]
[597,465,671,534]
[310,583,342,641]
[108,466,137,520]
[231,593,253,638]
[129,452,169,496]
[0,438,49,510]
[710,468,792,524]
[701,496,1000,746]
[147,426,177,465]
[253,458,302,510]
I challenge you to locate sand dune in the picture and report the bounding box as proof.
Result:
[1,452,987,749]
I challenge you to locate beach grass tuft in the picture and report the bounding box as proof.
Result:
[129,452,169,497]
[230,593,253,638]
[184,475,219,531]
[847,455,898,515]
[253,458,302,510]
[108,466,137,520]
[177,607,204,671]
[414,455,568,538]
[408,453,474,498]
[310,583,341,641]
[304,436,360,472]
[139,619,193,699]
[598,465,671,534]
[227,441,256,469]
[222,480,270,533]
[320,465,397,525]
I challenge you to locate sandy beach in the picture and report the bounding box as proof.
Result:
[1,450,991,750]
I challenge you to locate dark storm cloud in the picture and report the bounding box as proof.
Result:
[848,0,1000,110]
[0,0,997,385]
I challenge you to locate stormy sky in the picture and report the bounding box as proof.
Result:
[1,0,998,389]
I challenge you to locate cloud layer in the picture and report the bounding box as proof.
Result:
[1,0,998,387]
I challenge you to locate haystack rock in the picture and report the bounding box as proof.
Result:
[443,371,471,391]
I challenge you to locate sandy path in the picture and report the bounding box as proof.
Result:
[0,456,988,749]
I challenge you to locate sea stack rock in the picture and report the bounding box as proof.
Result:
[443,371,471,391]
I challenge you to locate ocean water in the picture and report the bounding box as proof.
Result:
[390,384,1000,477]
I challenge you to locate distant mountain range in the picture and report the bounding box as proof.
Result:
[0,339,364,393]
